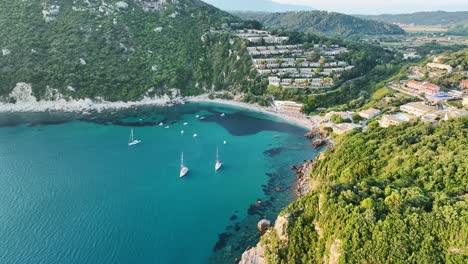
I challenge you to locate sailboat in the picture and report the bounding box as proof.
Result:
[215,146,223,172]
[128,128,141,146]
[180,152,189,178]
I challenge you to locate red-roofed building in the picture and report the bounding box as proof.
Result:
[406,80,440,95]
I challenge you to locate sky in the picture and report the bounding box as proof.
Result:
[203,0,468,14]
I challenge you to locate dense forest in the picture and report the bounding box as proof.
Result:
[261,118,468,263]
[0,0,264,101]
[232,11,405,36]
[357,11,468,26]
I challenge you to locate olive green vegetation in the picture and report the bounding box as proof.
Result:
[0,0,265,101]
[424,49,468,89]
[232,11,405,36]
[448,24,468,36]
[356,11,468,27]
[262,118,468,263]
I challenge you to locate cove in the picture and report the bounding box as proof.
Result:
[0,102,324,264]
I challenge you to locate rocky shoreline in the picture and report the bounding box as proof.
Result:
[238,130,328,264]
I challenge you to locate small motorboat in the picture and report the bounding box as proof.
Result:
[223,140,227,145]
[180,130,184,135]
[159,122,164,126]
[193,134,198,138]
[183,122,189,126]
[195,115,200,118]
[220,113,225,117]
[199,117,205,120]
[165,126,170,129]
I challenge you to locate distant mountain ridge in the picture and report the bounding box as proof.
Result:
[233,11,405,36]
[203,0,312,12]
[356,11,468,26]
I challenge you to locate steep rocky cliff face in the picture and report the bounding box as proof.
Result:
[0,0,258,101]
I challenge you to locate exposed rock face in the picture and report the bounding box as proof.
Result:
[9,83,36,103]
[294,160,315,197]
[328,239,342,264]
[257,219,271,233]
[274,214,290,242]
[2,48,10,56]
[42,4,60,22]
[312,139,326,148]
[115,1,129,9]
[239,243,266,264]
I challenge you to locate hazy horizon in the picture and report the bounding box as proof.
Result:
[203,0,468,14]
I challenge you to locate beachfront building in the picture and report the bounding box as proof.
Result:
[330,123,362,134]
[274,101,303,113]
[358,108,381,119]
[380,113,414,128]
[400,102,437,117]
[406,80,440,95]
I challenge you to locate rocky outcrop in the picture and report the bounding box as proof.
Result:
[239,243,266,264]
[240,213,291,264]
[312,139,326,148]
[328,239,342,264]
[293,160,315,197]
[257,219,271,233]
[274,214,290,242]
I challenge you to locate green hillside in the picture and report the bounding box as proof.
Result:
[0,0,261,101]
[262,118,468,263]
[357,11,468,26]
[232,11,405,36]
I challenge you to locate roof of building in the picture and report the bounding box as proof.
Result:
[400,102,436,113]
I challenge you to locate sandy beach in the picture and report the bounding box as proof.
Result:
[186,95,316,130]
[0,91,315,131]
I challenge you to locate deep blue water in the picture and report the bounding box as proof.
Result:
[0,103,323,264]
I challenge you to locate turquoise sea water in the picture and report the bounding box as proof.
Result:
[0,103,323,264]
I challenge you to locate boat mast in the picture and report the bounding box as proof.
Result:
[129,128,133,143]
[181,152,184,168]
[216,146,219,162]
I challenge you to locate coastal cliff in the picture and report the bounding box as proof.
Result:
[240,118,468,263]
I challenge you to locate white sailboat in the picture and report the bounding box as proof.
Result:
[215,146,223,172]
[180,152,189,178]
[128,128,141,146]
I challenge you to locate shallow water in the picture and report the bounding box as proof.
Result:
[0,103,323,264]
